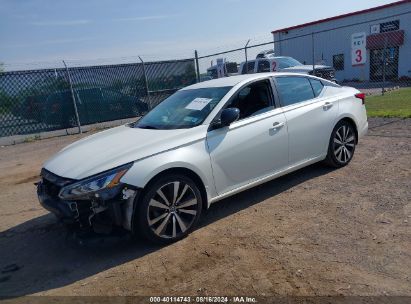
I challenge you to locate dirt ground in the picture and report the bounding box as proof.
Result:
[0,118,410,298]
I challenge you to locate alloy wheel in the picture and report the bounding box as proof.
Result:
[146,181,199,239]
[333,124,355,163]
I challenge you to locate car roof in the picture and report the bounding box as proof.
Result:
[181,72,308,90]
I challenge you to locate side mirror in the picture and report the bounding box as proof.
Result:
[220,108,240,126]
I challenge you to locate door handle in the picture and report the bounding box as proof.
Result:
[323,102,333,110]
[271,122,285,129]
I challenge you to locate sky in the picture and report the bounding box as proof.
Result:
[0,0,400,69]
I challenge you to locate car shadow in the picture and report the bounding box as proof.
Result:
[201,163,333,227]
[0,163,333,297]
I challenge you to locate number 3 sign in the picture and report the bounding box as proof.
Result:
[351,32,367,66]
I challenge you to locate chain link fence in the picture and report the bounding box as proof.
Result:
[195,10,411,97]
[0,59,196,137]
[1,9,410,139]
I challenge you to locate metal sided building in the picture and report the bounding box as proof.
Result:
[272,0,411,82]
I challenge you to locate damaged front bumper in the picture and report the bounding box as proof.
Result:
[37,168,139,234]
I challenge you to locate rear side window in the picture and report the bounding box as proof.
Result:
[309,79,324,97]
[207,68,218,79]
[241,61,255,74]
[241,64,247,74]
[247,61,255,73]
[276,77,315,106]
[257,60,270,72]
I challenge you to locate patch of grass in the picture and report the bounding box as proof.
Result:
[366,87,411,118]
[23,135,41,143]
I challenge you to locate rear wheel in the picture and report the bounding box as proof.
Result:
[324,120,357,168]
[134,174,203,244]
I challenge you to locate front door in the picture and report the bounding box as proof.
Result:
[370,47,399,81]
[206,79,289,195]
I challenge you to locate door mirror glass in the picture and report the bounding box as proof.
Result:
[220,108,240,126]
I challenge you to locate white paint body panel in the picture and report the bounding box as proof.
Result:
[43,73,368,207]
[207,108,289,195]
[281,91,339,164]
[280,64,330,74]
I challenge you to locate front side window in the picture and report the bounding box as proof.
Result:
[276,77,315,106]
[135,87,232,130]
[225,80,273,119]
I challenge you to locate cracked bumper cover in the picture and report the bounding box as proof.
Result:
[37,181,80,223]
[37,175,139,232]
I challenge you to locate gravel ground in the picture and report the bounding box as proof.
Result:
[0,118,410,298]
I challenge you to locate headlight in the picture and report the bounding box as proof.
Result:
[59,163,133,200]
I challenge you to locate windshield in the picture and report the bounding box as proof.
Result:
[278,57,303,68]
[135,86,232,130]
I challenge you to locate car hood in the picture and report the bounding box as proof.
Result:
[43,124,207,180]
[281,64,331,72]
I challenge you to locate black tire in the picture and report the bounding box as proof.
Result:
[134,174,203,244]
[324,120,357,168]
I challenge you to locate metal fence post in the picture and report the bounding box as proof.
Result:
[62,60,82,134]
[194,50,200,83]
[311,33,316,76]
[382,37,388,96]
[138,56,151,108]
[244,39,250,74]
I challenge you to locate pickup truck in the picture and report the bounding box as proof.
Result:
[206,61,239,79]
[239,56,337,82]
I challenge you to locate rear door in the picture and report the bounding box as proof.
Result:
[273,76,339,165]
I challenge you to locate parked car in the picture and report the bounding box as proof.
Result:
[17,88,148,128]
[37,73,368,244]
[239,56,337,82]
[207,61,239,79]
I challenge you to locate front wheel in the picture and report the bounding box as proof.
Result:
[134,174,203,244]
[324,120,357,168]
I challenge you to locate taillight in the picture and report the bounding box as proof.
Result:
[355,93,365,105]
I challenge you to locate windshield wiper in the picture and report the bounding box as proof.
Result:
[137,124,159,130]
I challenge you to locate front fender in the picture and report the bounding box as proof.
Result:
[120,139,217,203]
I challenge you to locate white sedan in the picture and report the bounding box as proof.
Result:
[37,73,368,243]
